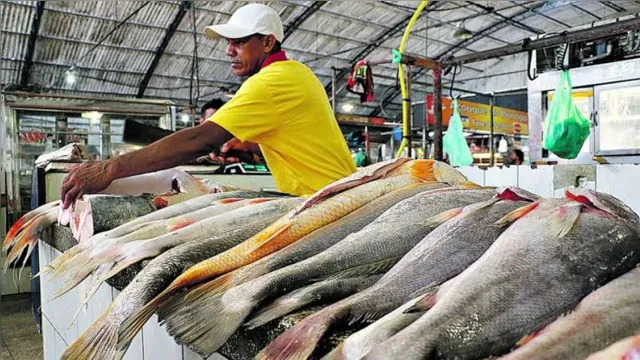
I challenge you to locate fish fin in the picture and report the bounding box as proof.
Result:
[153,196,169,209]
[515,329,545,348]
[248,198,276,204]
[214,198,243,204]
[61,309,119,360]
[551,203,583,239]
[163,290,256,355]
[422,207,464,228]
[166,219,195,232]
[495,200,540,227]
[247,223,292,255]
[256,311,333,360]
[117,301,158,354]
[404,160,435,182]
[404,285,441,314]
[458,181,482,189]
[184,271,236,301]
[457,198,501,218]
[323,257,400,281]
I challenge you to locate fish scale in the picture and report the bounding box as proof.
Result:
[500,266,640,360]
[370,192,640,360]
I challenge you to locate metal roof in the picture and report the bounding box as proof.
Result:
[2,1,640,119]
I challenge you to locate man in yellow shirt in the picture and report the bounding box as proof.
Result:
[60,3,356,207]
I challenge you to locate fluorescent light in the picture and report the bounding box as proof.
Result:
[453,22,473,40]
[181,114,190,124]
[498,138,509,153]
[81,111,102,122]
[341,103,355,112]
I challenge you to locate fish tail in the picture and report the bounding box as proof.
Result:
[184,271,237,301]
[118,299,160,353]
[256,310,335,360]
[4,231,32,270]
[43,245,82,277]
[245,290,308,329]
[61,310,118,360]
[399,160,435,182]
[3,216,26,251]
[163,289,256,355]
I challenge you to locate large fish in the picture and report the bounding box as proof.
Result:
[50,198,296,303]
[59,198,300,360]
[500,266,640,360]
[257,187,538,360]
[42,191,273,280]
[369,188,640,360]
[175,182,451,299]
[586,333,640,360]
[117,160,462,346]
[156,187,494,357]
[246,258,400,329]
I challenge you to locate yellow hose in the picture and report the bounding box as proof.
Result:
[396,0,429,158]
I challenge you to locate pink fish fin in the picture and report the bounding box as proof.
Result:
[404,284,441,314]
[166,219,195,232]
[213,198,243,204]
[494,200,540,227]
[551,203,583,239]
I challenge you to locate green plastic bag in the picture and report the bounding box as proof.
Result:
[443,98,474,167]
[543,70,590,159]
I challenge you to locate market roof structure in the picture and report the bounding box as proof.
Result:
[2,1,640,118]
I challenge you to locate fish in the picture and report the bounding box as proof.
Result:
[59,202,296,360]
[42,191,273,280]
[291,158,411,217]
[368,188,640,360]
[49,198,297,303]
[585,333,640,360]
[159,187,494,357]
[119,160,450,344]
[175,182,451,300]
[257,187,538,360]
[35,143,88,167]
[500,266,640,360]
[70,193,158,242]
[245,258,400,329]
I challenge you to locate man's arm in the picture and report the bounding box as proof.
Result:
[60,122,233,208]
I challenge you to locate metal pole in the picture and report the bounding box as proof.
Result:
[364,125,370,164]
[406,64,412,158]
[331,67,337,115]
[432,62,443,161]
[489,93,495,167]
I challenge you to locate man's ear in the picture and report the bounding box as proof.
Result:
[264,34,276,53]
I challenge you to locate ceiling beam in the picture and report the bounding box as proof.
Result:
[465,1,545,35]
[282,1,326,43]
[571,4,602,20]
[601,1,627,13]
[20,1,45,86]
[137,1,191,98]
[371,1,562,116]
[324,1,442,95]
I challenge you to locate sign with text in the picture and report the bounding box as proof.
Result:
[426,95,528,135]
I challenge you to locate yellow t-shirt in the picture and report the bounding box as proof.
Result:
[209,58,356,197]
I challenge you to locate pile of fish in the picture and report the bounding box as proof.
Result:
[4,158,640,360]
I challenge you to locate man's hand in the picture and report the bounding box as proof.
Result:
[60,161,114,209]
[210,138,260,164]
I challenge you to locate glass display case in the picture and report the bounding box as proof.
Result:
[595,80,640,155]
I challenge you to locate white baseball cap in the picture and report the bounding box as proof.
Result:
[204,3,284,43]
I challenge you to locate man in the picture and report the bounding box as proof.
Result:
[60,3,356,208]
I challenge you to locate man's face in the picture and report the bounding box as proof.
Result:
[226,34,273,77]
[199,108,217,125]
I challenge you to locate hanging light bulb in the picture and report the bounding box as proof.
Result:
[498,137,509,153]
[453,21,473,40]
[341,103,355,112]
[65,67,77,85]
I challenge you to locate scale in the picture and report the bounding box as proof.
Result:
[215,163,271,175]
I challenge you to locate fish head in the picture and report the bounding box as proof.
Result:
[495,187,540,202]
[565,187,640,224]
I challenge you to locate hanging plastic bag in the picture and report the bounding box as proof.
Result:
[443,98,474,167]
[543,70,590,159]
